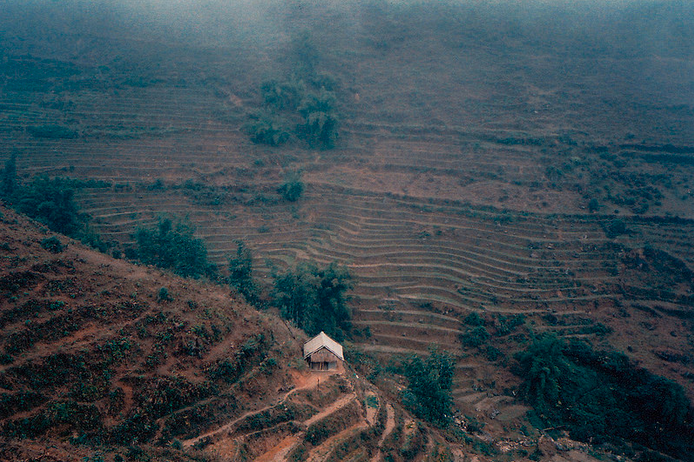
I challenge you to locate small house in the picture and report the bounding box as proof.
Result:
[303,331,344,371]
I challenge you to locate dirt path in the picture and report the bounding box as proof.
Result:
[304,392,357,427]
[371,404,395,462]
[254,435,300,462]
[182,371,325,448]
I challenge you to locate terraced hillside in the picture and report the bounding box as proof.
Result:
[2,0,694,452]
[1,204,483,462]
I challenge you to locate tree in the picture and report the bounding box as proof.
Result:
[228,240,258,304]
[513,334,694,459]
[272,261,352,340]
[298,88,339,149]
[401,346,455,427]
[261,79,305,111]
[131,217,217,279]
[278,171,304,202]
[514,334,569,413]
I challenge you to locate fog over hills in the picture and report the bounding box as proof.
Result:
[1,0,693,461]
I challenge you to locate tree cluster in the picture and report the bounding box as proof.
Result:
[127,217,217,279]
[245,32,340,150]
[2,155,105,248]
[514,334,694,459]
[400,346,455,428]
[272,261,352,341]
[227,240,259,305]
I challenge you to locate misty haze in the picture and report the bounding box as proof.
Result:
[1,0,693,461]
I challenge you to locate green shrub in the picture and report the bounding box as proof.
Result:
[27,125,78,139]
[278,171,304,202]
[603,219,628,238]
[297,88,339,149]
[460,326,490,348]
[227,240,258,305]
[1,152,17,198]
[464,312,484,326]
[13,176,84,236]
[261,79,305,111]
[157,287,173,302]
[244,111,291,146]
[40,236,64,253]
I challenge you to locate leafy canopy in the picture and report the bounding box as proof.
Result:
[227,240,258,305]
[514,334,694,459]
[13,176,84,237]
[272,261,352,340]
[130,217,217,279]
[401,346,455,428]
[278,171,304,202]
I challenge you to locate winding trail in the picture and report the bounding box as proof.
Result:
[371,404,396,462]
[182,371,323,448]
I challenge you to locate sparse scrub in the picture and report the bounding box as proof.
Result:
[305,399,361,446]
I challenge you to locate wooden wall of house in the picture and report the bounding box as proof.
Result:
[309,349,339,363]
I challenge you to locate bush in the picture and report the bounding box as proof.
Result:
[227,240,258,305]
[27,125,78,139]
[298,88,339,149]
[13,176,84,236]
[157,287,172,302]
[278,171,304,202]
[244,111,291,146]
[40,236,64,253]
[262,79,305,111]
[603,219,628,238]
[460,326,490,348]
[1,152,17,198]
[464,312,484,326]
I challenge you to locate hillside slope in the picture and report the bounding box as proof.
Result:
[0,205,485,462]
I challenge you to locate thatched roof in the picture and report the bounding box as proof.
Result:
[303,331,344,361]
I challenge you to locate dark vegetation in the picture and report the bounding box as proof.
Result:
[245,32,340,149]
[400,347,455,428]
[278,170,305,202]
[272,261,352,341]
[1,156,110,252]
[1,0,694,459]
[227,240,259,305]
[126,217,217,279]
[514,334,694,460]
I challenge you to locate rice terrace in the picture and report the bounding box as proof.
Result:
[1,0,694,461]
